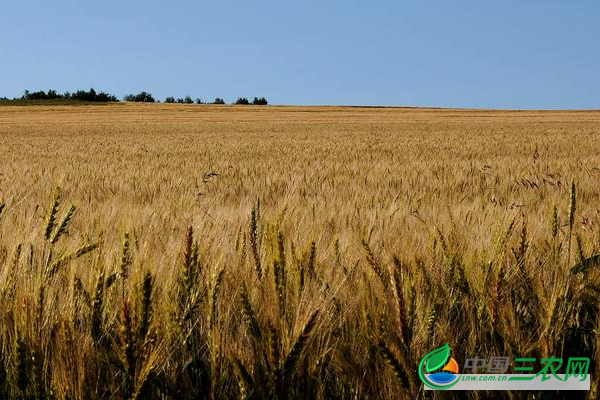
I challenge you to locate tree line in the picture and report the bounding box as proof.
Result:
[1,89,268,105]
[164,96,267,105]
[5,88,119,102]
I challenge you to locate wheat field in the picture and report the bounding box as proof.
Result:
[1,103,600,399]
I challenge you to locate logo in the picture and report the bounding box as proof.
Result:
[418,343,460,389]
[418,344,590,391]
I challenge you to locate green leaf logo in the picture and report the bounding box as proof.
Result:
[425,343,450,372]
[418,343,459,389]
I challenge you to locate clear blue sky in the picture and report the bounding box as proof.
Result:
[1,0,599,108]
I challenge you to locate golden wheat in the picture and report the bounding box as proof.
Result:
[0,104,600,399]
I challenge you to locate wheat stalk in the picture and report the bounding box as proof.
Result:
[282,310,319,381]
[44,188,61,241]
[50,205,76,244]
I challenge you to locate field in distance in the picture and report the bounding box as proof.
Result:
[0,104,599,399]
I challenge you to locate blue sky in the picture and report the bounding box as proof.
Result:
[1,1,599,108]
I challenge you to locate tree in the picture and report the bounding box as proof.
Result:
[212,98,225,104]
[140,92,155,102]
[23,90,50,100]
[234,97,249,105]
[184,96,193,104]
[123,92,155,102]
[47,89,59,99]
[195,98,203,104]
[165,97,175,103]
[13,88,118,102]
[252,97,268,105]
